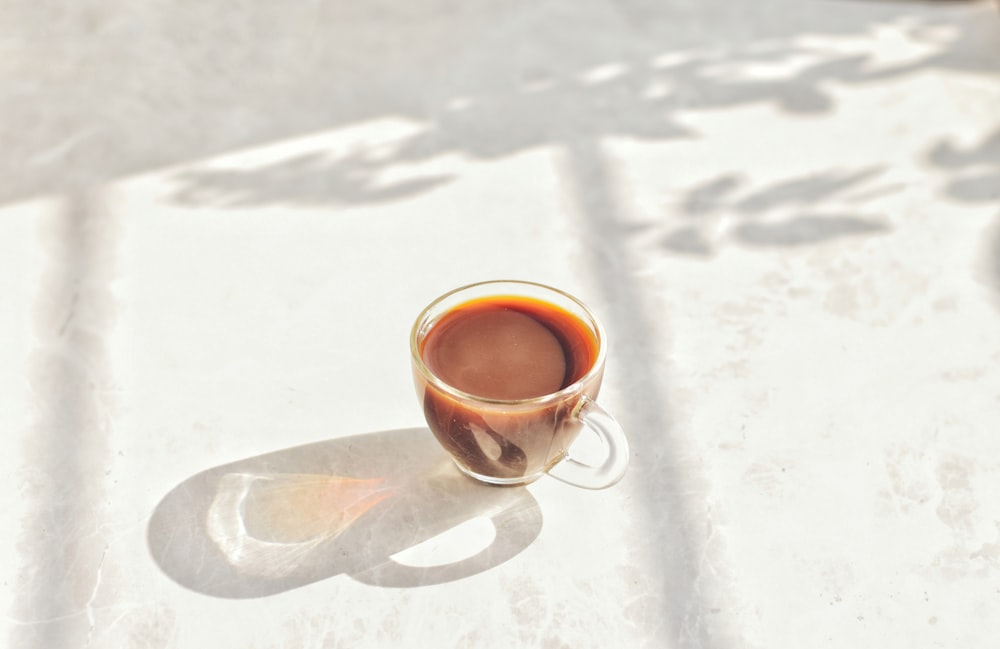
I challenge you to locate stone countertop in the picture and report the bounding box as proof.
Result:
[2,1,999,647]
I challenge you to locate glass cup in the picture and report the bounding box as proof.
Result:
[410,280,629,489]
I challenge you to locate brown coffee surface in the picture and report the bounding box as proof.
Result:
[421,296,595,400]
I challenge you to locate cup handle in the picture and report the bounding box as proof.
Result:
[547,397,630,490]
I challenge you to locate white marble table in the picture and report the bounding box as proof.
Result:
[3,1,1000,647]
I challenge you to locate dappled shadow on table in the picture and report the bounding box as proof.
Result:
[2,0,996,209]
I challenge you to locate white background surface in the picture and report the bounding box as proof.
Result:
[3,1,1000,647]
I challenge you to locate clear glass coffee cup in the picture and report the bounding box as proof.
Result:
[410,280,629,489]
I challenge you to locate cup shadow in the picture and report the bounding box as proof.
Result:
[147,427,543,598]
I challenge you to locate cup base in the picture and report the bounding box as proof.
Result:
[453,461,543,487]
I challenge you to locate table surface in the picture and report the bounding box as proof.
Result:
[3,1,1000,647]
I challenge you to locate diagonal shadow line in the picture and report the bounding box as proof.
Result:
[561,136,731,648]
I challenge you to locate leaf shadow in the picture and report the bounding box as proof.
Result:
[929,127,1000,204]
[927,126,1000,307]
[733,213,889,247]
[168,151,453,208]
[655,166,894,255]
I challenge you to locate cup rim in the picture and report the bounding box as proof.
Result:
[410,280,607,407]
